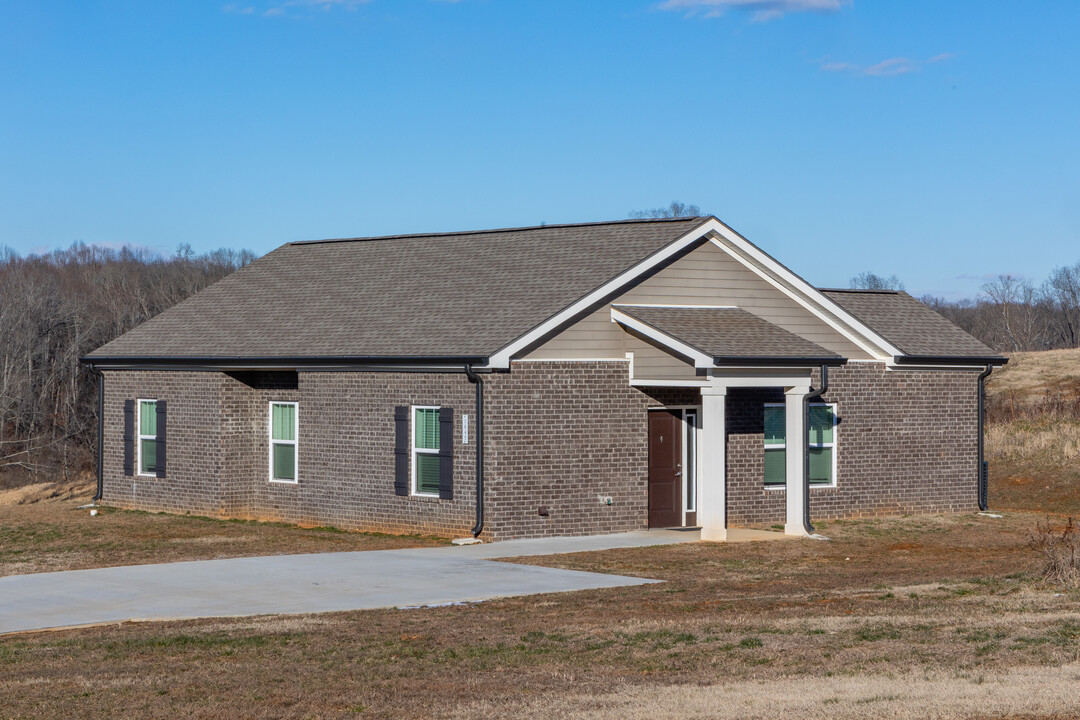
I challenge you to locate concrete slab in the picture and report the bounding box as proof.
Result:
[0,527,791,635]
[0,531,696,635]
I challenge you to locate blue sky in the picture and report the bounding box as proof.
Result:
[1,0,1077,299]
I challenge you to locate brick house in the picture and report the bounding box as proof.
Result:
[82,217,1005,541]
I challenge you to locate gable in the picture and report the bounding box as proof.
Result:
[523,240,875,362]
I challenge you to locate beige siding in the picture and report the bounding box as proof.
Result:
[524,240,873,362]
[624,334,701,382]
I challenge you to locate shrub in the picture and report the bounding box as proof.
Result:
[1029,517,1080,587]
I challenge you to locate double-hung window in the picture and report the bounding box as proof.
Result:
[269,402,298,483]
[763,403,837,486]
[137,399,158,476]
[412,406,441,496]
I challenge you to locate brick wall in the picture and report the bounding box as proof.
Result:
[481,361,698,541]
[724,364,982,525]
[102,369,479,538]
[102,371,225,515]
[101,361,982,541]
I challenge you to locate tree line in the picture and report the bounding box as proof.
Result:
[0,243,254,486]
[909,265,1080,353]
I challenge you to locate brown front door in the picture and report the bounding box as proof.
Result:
[648,409,683,528]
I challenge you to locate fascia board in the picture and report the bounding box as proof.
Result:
[610,308,714,369]
[485,218,716,369]
[704,223,905,360]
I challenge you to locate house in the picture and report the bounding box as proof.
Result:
[82,217,1005,542]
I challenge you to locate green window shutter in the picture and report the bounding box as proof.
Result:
[415,454,441,495]
[809,447,833,484]
[414,408,439,450]
[809,405,834,445]
[763,406,785,446]
[764,448,786,485]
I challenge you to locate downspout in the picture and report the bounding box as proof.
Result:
[802,364,830,535]
[464,364,485,538]
[93,366,104,503]
[977,364,994,511]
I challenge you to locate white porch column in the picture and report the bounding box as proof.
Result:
[699,385,727,542]
[784,385,811,536]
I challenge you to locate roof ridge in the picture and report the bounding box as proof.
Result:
[290,216,712,246]
[819,287,901,295]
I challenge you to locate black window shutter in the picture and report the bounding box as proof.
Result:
[438,407,453,500]
[394,406,409,496]
[123,399,135,476]
[155,400,167,478]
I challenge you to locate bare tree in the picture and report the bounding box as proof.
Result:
[850,272,905,291]
[980,275,1048,351]
[629,201,705,219]
[0,242,255,487]
[1043,262,1080,348]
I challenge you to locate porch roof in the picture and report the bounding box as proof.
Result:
[612,305,844,366]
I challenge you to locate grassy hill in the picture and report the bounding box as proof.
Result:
[986,348,1080,515]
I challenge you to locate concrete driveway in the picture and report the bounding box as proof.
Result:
[0,530,700,635]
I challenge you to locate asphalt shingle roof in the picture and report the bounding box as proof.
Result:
[820,289,1002,360]
[614,306,841,364]
[88,218,709,361]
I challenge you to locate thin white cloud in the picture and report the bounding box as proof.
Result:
[820,53,952,77]
[657,0,851,22]
[864,57,918,76]
[223,0,374,17]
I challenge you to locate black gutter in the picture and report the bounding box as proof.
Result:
[893,355,1008,366]
[801,364,834,535]
[977,364,994,511]
[464,364,485,538]
[93,367,104,503]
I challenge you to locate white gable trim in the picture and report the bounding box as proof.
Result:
[609,307,714,369]
[705,227,903,360]
[484,217,903,369]
[486,219,717,369]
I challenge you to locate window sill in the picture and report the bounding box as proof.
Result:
[268,479,299,485]
[763,484,837,491]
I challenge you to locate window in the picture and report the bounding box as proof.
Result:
[137,399,158,476]
[412,406,441,496]
[763,403,837,486]
[269,402,298,482]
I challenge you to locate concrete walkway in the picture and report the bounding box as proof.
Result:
[0,530,706,635]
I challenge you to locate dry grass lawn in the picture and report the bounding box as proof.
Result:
[0,482,445,577]
[2,512,1079,719]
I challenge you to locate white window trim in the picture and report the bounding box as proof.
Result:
[763,402,838,489]
[136,398,158,477]
[268,401,299,484]
[411,405,441,497]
